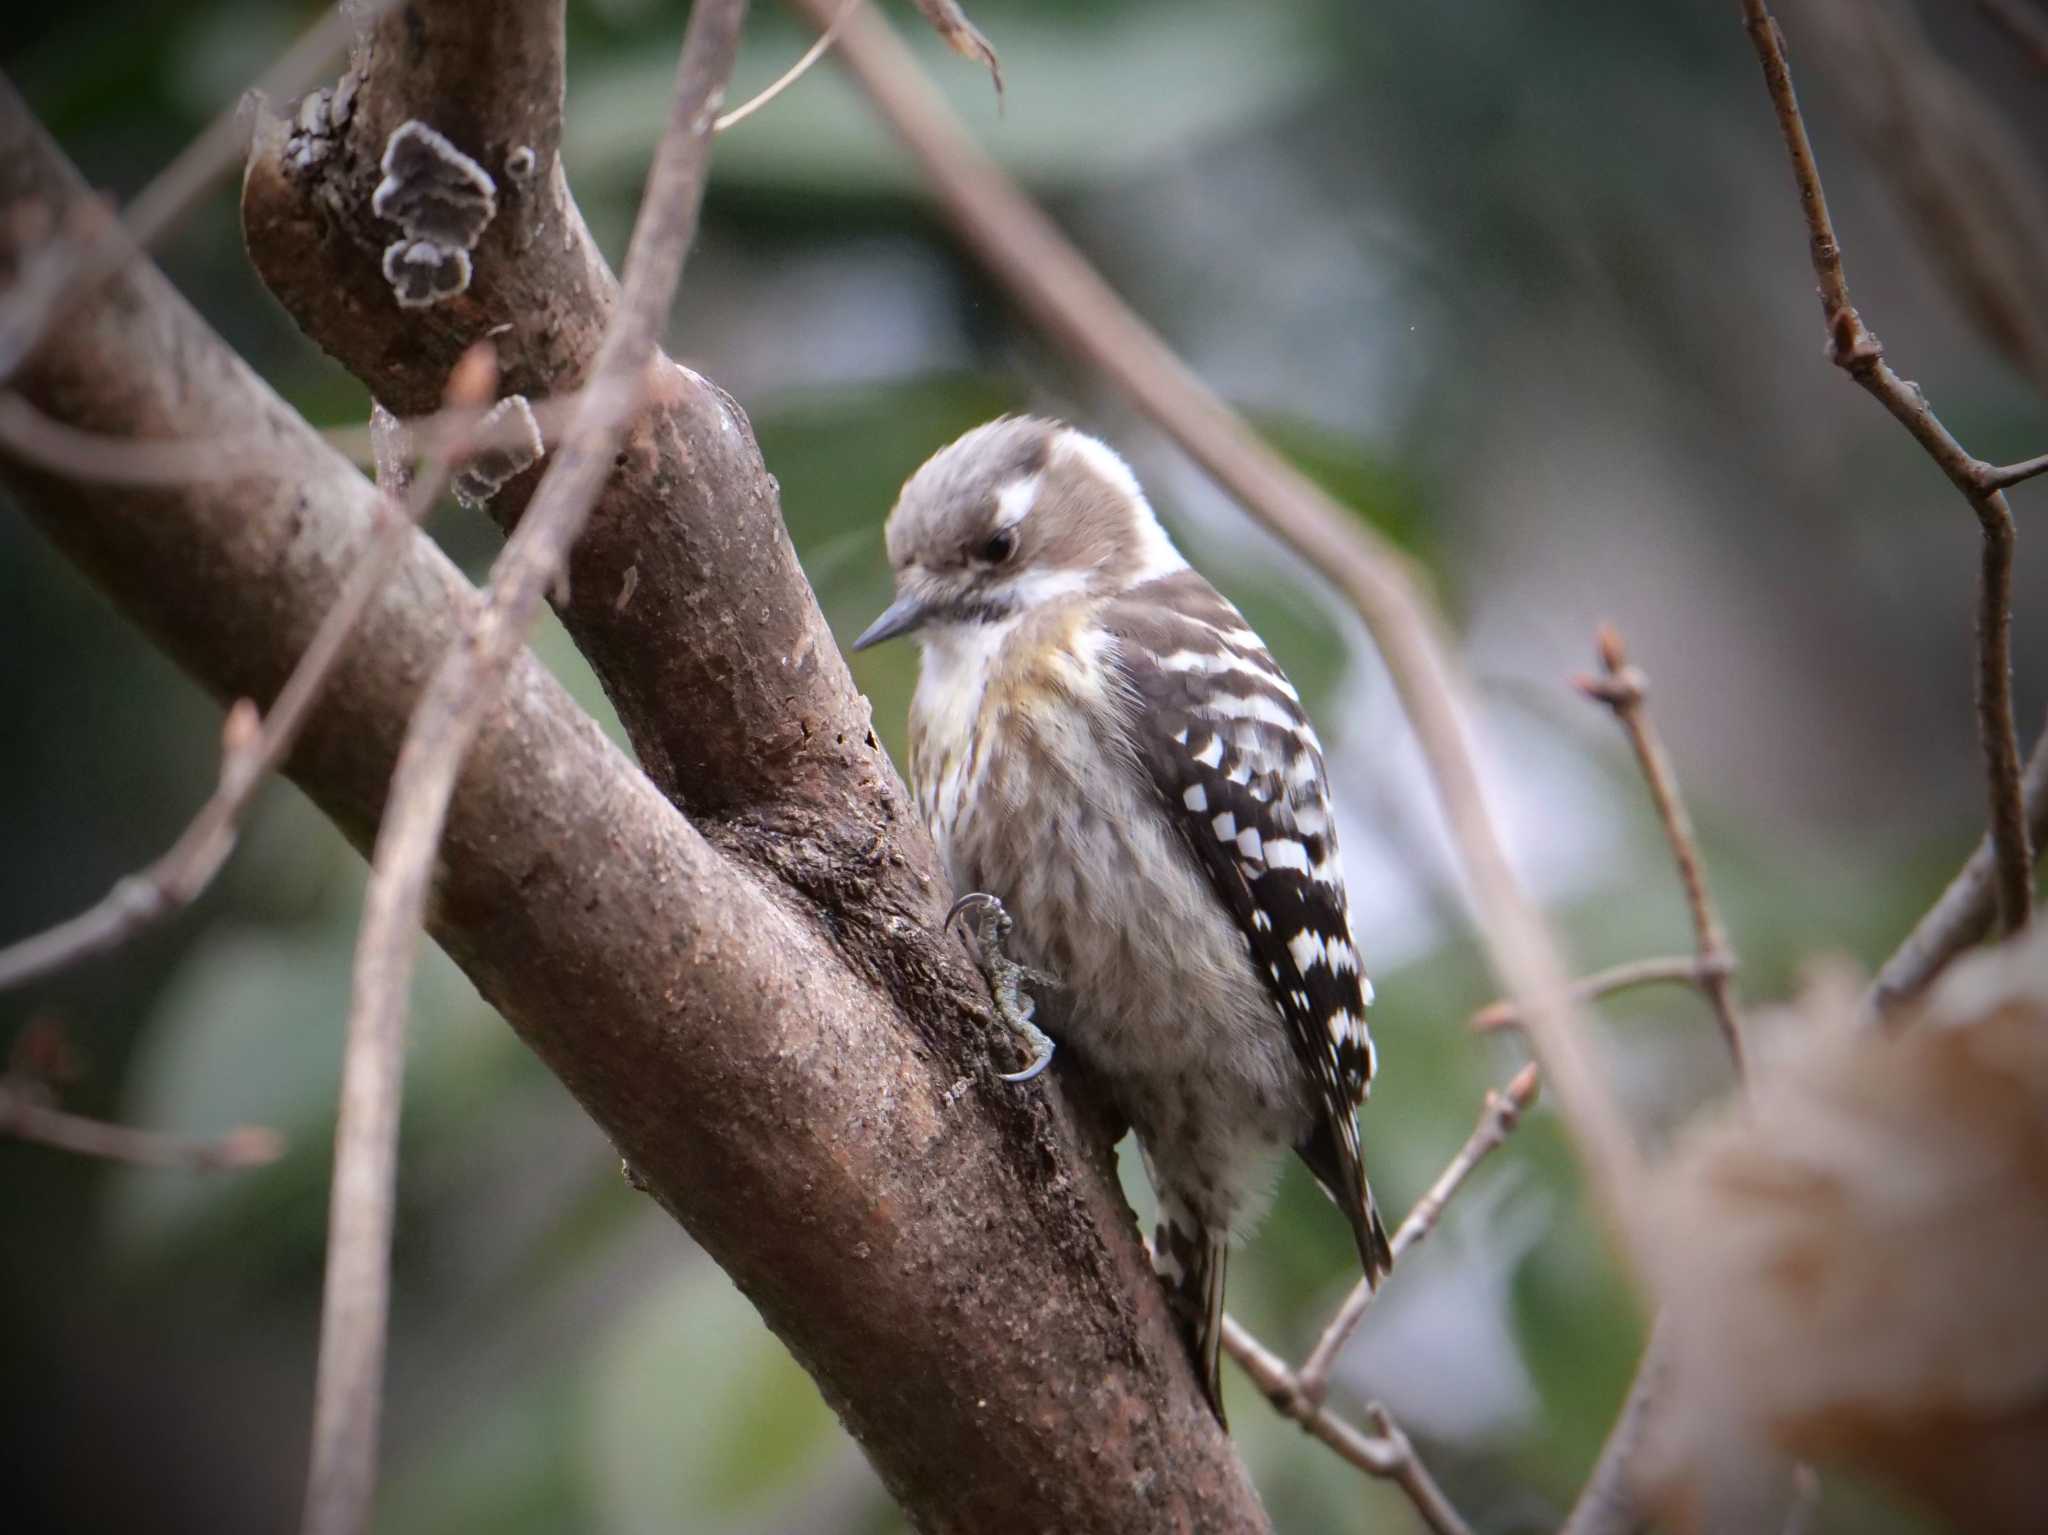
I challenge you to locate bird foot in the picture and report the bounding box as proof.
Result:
[946,892,1057,1083]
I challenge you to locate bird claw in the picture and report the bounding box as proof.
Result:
[945,891,1057,1083]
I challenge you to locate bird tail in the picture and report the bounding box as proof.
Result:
[1300,1113,1395,1288]
[1153,1198,1230,1423]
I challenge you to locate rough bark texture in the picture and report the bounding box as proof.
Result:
[0,40,1270,1535]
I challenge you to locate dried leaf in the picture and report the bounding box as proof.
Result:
[910,0,1003,102]
[1648,937,2048,1534]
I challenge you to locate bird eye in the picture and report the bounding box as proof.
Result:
[980,528,1018,563]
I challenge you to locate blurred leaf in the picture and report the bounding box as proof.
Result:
[1649,940,2048,1535]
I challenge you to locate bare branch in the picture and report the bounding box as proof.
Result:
[1980,451,2048,492]
[0,372,488,996]
[1558,1321,1671,1535]
[1868,718,2048,1019]
[1557,623,1754,1535]
[1297,1062,1541,1397]
[715,0,858,133]
[1468,955,1731,1035]
[1576,626,1746,1075]
[909,0,1004,100]
[1742,0,2034,933]
[0,1,390,384]
[1790,0,2048,400]
[0,1079,283,1171]
[300,8,747,1533]
[0,392,273,484]
[1221,1318,1475,1535]
[796,0,1647,1263]
[1974,0,2048,75]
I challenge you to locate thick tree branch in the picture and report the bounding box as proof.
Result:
[1742,0,2034,934]
[240,0,900,845]
[302,8,749,1531]
[0,374,479,996]
[0,74,1266,1534]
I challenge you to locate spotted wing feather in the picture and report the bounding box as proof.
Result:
[1106,570,1392,1283]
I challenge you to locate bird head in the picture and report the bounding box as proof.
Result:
[853,416,1186,650]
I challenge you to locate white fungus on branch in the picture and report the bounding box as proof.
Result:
[450,395,543,507]
[370,120,497,309]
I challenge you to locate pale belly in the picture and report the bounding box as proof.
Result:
[911,642,1310,1230]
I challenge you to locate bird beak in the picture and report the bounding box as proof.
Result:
[852,590,930,651]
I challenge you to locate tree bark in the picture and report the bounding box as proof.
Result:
[0,42,1269,1535]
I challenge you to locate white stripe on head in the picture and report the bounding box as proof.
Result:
[995,470,1043,531]
[1055,428,1188,583]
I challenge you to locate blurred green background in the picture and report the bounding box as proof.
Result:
[3,2,2043,1531]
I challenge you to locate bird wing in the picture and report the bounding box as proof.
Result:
[1103,569,1390,1278]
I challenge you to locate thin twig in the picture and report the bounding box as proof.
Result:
[800,0,1645,1260]
[297,8,747,1535]
[1297,1062,1541,1398]
[1980,451,2048,492]
[715,0,857,132]
[1221,1317,1476,1535]
[1974,0,2048,76]
[1868,717,2048,1019]
[1743,0,2034,934]
[0,1,391,385]
[1557,625,1751,1535]
[1467,954,1731,1034]
[0,393,277,484]
[0,1080,284,1170]
[1558,1320,1671,1535]
[1575,627,1746,1076]
[0,370,491,996]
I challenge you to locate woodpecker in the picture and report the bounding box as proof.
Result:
[854,416,1392,1416]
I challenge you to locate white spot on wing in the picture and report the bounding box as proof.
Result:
[1211,811,1237,842]
[1194,689,1303,733]
[1236,826,1263,862]
[1192,736,1223,768]
[1182,783,1208,812]
[1263,837,1311,874]
[1288,929,1327,973]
